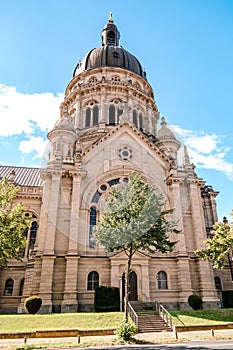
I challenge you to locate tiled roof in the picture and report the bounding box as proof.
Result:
[0,166,43,187]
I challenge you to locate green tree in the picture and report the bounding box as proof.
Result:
[195,213,233,270]
[94,173,178,321]
[0,177,30,267]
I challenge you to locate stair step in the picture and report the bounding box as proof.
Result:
[129,302,172,333]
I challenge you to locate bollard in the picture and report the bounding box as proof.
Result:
[174,330,178,340]
[77,334,81,343]
[211,329,214,337]
[24,337,27,344]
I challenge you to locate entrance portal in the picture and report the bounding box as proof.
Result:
[121,271,138,305]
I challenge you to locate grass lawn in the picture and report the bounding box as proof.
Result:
[1,309,233,333]
[170,309,233,326]
[0,312,124,333]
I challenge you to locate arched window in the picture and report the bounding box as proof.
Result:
[87,271,99,290]
[108,103,123,125]
[4,279,14,296]
[109,105,116,125]
[89,206,97,247]
[157,271,168,290]
[132,109,143,130]
[107,31,115,45]
[19,279,24,296]
[93,106,99,125]
[214,276,222,291]
[30,221,38,246]
[139,113,143,130]
[133,110,138,127]
[85,107,91,127]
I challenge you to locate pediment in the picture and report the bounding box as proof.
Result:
[83,122,171,168]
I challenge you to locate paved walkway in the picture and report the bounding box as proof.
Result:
[1,329,233,348]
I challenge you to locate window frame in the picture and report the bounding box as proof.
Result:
[3,278,14,296]
[87,271,99,291]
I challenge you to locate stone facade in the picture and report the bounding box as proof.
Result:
[0,15,232,313]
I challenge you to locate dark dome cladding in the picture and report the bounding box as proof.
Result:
[73,13,147,80]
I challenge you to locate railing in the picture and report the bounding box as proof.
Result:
[128,302,138,329]
[155,301,173,330]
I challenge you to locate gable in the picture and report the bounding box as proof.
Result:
[81,123,171,198]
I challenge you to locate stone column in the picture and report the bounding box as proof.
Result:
[189,180,218,307]
[74,99,81,129]
[147,103,153,134]
[100,90,107,123]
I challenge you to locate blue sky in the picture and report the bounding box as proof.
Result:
[0,0,233,220]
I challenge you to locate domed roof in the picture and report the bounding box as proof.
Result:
[73,13,146,80]
[54,117,75,131]
[157,117,177,140]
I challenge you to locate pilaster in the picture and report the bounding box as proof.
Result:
[61,256,79,313]
[189,180,218,305]
[44,172,61,254]
[38,256,55,313]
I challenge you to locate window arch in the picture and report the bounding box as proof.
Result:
[85,107,91,127]
[214,276,222,291]
[20,212,38,258]
[85,103,99,128]
[132,109,143,130]
[87,271,99,290]
[19,278,24,296]
[4,279,14,296]
[157,271,168,290]
[133,110,138,127]
[108,102,123,125]
[30,221,38,246]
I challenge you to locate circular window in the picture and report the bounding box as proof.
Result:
[100,184,107,191]
[118,146,132,160]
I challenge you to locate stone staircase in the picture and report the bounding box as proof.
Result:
[129,301,172,333]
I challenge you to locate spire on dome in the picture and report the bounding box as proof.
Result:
[102,13,120,46]
[109,12,113,23]
[183,145,191,166]
[161,116,167,128]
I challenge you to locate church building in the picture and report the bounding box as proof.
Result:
[0,14,231,313]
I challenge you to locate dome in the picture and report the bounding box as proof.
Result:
[54,117,75,131]
[73,13,146,80]
[157,117,177,141]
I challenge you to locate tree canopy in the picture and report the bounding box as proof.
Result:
[0,177,29,267]
[94,173,178,319]
[195,213,233,269]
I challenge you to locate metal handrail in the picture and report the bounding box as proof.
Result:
[128,302,138,328]
[155,301,173,330]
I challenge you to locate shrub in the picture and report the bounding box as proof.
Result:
[114,320,137,341]
[188,294,203,310]
[222,291,233,308]
[24,296,42,314]
[94,285,120,312]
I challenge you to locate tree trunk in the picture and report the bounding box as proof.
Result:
[124,244,133,322]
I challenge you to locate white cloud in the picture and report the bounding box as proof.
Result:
[19,136,49,160]
[173,125,233,180]
[0,83,63,137]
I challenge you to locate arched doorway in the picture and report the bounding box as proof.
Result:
[121,271,138,306]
